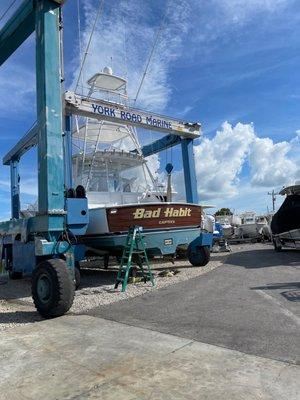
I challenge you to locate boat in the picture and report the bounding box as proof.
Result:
[215,213,242,239]
[72,68,211,262]
[214,216,233,238]
[256,215,270,236]
[235,212,268,239]
[271,182,300,250]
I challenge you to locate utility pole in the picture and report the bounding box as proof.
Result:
[268,190,278,212]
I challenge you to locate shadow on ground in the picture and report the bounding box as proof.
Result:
[0,310,41,326]
[227,247,300,269]
[0,278,31,301]
[251,281,300,302]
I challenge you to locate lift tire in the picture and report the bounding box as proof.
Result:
[187,245,210,267]
[9,271,23,280]
[75,263,81,290]
[32,258,75,319]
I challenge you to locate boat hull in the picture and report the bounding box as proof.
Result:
[221,225,233,238]
[81,203,211,256]
[82,228,212,256]
[237,223,259,238]
[87,203,202,235]
[271,194,300,235]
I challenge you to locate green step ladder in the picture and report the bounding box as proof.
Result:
[115,226,155,292]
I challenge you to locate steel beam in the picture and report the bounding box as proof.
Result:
[0,0,35,66]
[64,115,73,189]
[35,1,65,216]
[65,92,201,138]
[10,160,20,219]
[140,134,182,157]
[3,124,38,165]
[181,138,199,204]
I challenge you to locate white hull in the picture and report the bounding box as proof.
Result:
[239,223,258,237]
[222,225,233,238]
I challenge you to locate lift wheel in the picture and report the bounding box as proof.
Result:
[187,245,210,267]
[32,258,75,318]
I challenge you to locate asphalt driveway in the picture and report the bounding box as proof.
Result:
[89,243,300,364]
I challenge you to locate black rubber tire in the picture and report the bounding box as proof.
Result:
[187,245,210,267]
[75,264,81,290]
[9,270,23,280]
[32,258,75,319]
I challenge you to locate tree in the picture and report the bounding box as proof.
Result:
[215,208,233,216]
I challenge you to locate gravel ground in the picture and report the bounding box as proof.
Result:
[0,249,231,331]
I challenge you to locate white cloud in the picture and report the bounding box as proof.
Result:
[294,129,300,137]
[71,0,191,111]
[173,122,299,208]
[0,177,37,197]
[212,0,290,24]
[249,137,298,187]
[194,121,255,200]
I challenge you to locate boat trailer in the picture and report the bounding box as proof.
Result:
[0,0,212,317]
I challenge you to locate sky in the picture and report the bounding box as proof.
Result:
[0,0,299,220]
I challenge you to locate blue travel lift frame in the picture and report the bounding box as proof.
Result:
[0,0,88,318]
[0,0,212,318]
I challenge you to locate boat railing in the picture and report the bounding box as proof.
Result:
[87,190,142,206]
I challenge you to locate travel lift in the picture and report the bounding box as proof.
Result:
[0,0,213,318]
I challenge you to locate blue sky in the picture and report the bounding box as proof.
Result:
[0,0,299,220]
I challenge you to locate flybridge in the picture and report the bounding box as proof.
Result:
[65,91,201,138]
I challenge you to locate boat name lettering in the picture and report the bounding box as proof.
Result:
[132,207,192,219]
[91,104,172,129]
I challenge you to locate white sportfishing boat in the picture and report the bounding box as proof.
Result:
[72,68,209,260]
[236,212,268,239]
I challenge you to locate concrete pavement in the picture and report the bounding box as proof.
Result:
[0,315,299,400]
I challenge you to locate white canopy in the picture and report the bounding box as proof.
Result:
[87,72,126,91]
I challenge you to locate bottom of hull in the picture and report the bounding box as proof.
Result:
[80,228,212,256]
